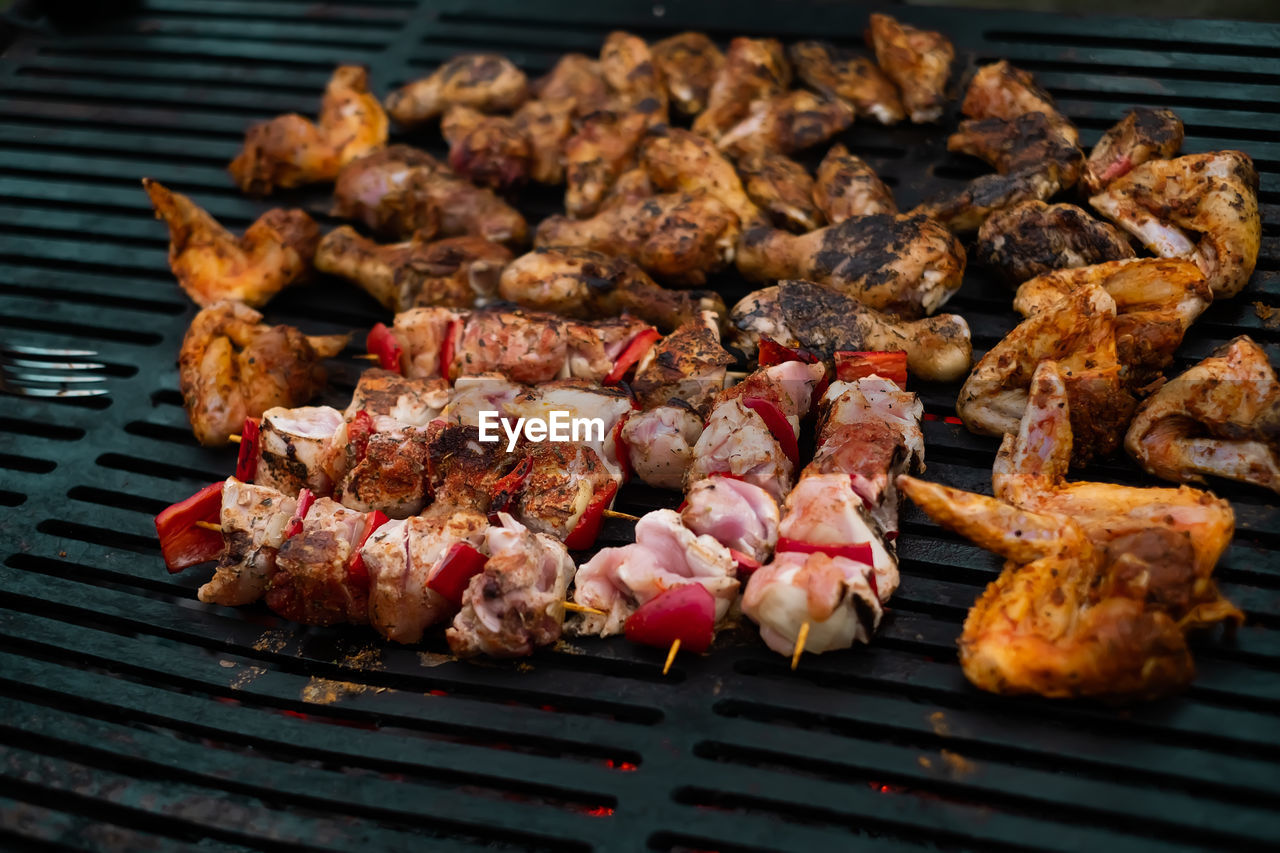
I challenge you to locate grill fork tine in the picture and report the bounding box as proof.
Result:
[0,344,110,398]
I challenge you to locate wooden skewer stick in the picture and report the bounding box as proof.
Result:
[662,638,681,676]
[791,621,810,670]
[228,434,242,444]
[562,601,606,616]
[602,509,640,522]
[355,353,381,361]
[194,520,222,533]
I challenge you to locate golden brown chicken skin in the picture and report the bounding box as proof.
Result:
[959,59,1078,146]
[562,106,658,218]
[385,53,528,127]
[789,40,905,125]
[143,179,318,308]
[652,32,724,116]
[441,105,532,190]
[812,143,896,222]
[532,53,611,117]
[332,146,527,245]
[867,13,953,124]
[498,247,724,331]
[1085,107,1184,195]
[229,65,388,195]
[179,301,348,447]
[632,313,735,414]
[693,37,791,141]
[737,152,823,232]
[736,213,965,317]
[716,90,855,159]
[975,200,1135,286]
[536,192,741,286]
[1126,336,1280,494]
[640,126,765,227]
[315,226,511,312]
[600,30,668,117]
[512,98,575,184]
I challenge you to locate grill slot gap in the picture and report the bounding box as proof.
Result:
[96,452,225,484]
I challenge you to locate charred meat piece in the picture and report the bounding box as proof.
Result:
[536,192,741,286]
[563,107,657,218]
[268,498,373,626]
[230,66,387,195]
[179,301,347,447]
[335,427,432,518]
[316,226,511,311]
[512,98,575,185]
[652,32,725,115]
[498,246,724,331]
[640,125,765,227]
[1090,150,1261,298]
[914,164,1072,233]
[959,60,1077,146]
[599,166,655,211]
[332,145,527,245]
[730,280,972,383]
[509,442,616,540]
[199,479,298,607]
[812,143,896,222]
[948,112,1083,184]
[737,213,965,317]
[632,311,735,414]
[385,54,528,127]
[532,53,610,117]
[600,30,668,117]
[693,37,791,141]
[789,40,905,125]
[975,200,1135,286]
[737,152,823,232]
[345,368,450,430]
[441,105,532,190]
[255,405,344,496]
[1085,107,1184,195]
[867,13,954,124]
[716,90,855,159]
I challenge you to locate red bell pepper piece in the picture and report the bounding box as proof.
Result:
[741,395,800,469]
[283,488,315,540]
[605,328,660,385]
[563,479,619,550]
[611,413,633,482]
[776,536,874,566]
[728,548,761,577]
[624,583,715,654]
[834,350,908,386]
[234,417,260,483]
[439,317,460,382]
[758,337,817,366]
[427,541,488,607]
[366,323,404,374]
[155,481,224,573]
[346,510,390,588]
[489,456,533,519]
[347,409,375,464]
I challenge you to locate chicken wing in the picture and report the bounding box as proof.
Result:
[813,143,896,222]
[315,226,511,311]
[229,65,387,195]
[959,59,1077,146]
[1084,106,1184,195]
[957,283,1134,463]
[947,112,1083,183]
[562,107,656,218]
[640,125,765,227]
[600,30,668,117]
[536,192,740,285]
[332,146,527,245]
[512,97,575,185]
[498,246,724,331]
[789,40,905,125]
[179,301,347,447]
[441,105,532,190]
[730,280,972,382]
[736,152,823,232]
[692,37,791,141]
[599,166,654,211]
[385,54,528,127]
[1090,150,1261,298]
[531,53,610,117]
[1126,336,1280,493]
[867,13,953,124]
[716,90,855,159]
[975,200,1135,286]
[652,31,724,116]
[736,213,965,317]
[143,179,318,308]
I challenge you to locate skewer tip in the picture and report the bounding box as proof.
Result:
[602,509,640,522]
[228,434,241,444]
[355,353,381,361]
[791,622,810,671]
[194,520,222,533]
[662,638,681,676]
[563,601,606,617]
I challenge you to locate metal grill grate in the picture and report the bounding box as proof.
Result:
[1,1,1278,850]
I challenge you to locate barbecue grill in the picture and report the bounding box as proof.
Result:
[0,1,1278,849]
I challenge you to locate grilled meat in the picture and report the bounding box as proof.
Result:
[344,368,450,431]
[255,405,345,496]
[652,31,725,115]
[640,126,765,227]
[1084,106,1184,195]
[789,40,905,125]
[441,105,532,190]
[512,97,575,184]
[1126,336,1280,493]
[536,192,741,286]
[682,475,780,565]
[737,213,966,318]
[230,65,387,195]
[179,301,347,447]
[867,13,953,124]
[914,166,1068,233]
[385,54,528,127]
[716,90,855,159]
[315,226,511,312]
[812,143,896,222]
[730,280,972,383]
[335,428,433,518]
[268,498,372,626]
[498,247,725,331]
[736,152,824,232]
[600,166,655,211]
[563,107,657,218]
[632,311,735,414]
[332,145,527,245]
[693,37,791,141]
[975,200,1135,286]
[600,30,668,116]
[1090,150,1261,298]
[948,112,1083,183]
[959,60,1077,146]
[199,479,298,607]
[532,53,610,117]
[143,179,318,308]
[622,404,704,490]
